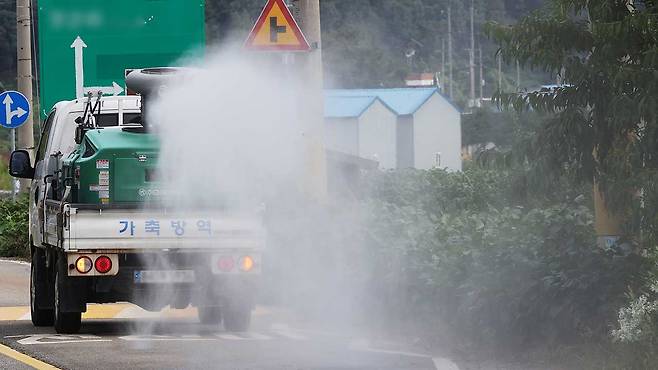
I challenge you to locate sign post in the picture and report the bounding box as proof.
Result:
[0,90,31,196]
[244,0,326,200]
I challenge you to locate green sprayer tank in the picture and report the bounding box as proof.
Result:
[63,127,160,205]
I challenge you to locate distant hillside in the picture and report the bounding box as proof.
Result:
[0,0,548,109]
[207,0,549,107]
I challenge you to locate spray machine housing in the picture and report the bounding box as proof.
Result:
[59,67,191,205]
[63,127,160,205]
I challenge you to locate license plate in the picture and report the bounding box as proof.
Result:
[134,270,196,284]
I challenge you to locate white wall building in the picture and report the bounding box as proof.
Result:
[325,88,462,171]
[324,95,398,169]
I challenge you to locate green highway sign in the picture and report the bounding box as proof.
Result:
[37,0,206,118]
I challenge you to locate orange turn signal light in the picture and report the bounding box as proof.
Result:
[238,256,255,272]
[75,256,93,274]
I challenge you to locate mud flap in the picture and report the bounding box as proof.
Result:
[57,253,87,313]
[33,247,55,310]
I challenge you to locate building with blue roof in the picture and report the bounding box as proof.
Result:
[324,95,398,169]
[325,87,461,170]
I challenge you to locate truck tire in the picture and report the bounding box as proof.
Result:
[223,305,251,332]
[30,248,54,326]
[53,259,81,334]
[197,306,222,325]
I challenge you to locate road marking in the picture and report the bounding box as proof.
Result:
[242,332,272,340]
[0,258,30,266]
[432,357,460,370]
[0,304,270,321]
[270,323,307,340]
[118,334,215,342]
[5,334,111,345]
[0,307,31,321]
[348,341,460,370]
[0,342,60,369]
[216,333,247,340]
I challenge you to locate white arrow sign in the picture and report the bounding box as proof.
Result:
[83,82,124,97]
[71,36,87,99]
[3,94,27,124]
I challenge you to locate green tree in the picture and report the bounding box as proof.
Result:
[0,0,16,87]
[487,0,658,234]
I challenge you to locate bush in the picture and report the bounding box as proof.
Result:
[359,167,645,347]
[0,196,30,259]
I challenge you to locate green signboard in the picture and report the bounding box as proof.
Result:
[37,0,205,118]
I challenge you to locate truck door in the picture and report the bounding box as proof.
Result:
[31,110,56,244]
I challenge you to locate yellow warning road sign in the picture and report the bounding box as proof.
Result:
[244,0,311,51]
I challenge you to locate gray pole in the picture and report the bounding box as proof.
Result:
[11,129,17,198]
[516,60,521,89]
[448,5,453,99]
[469,0,476,107]
[295,0,327,198]
[441,38,445,92]
[498,53,502,91]
[16,0,35,194]
[479,45,483,101]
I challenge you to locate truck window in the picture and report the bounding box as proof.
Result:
[35,110,56,162]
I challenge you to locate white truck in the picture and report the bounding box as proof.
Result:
[9,69,265,334]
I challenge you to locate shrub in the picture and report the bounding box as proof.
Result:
[359,167,644,347]
[0,196,30,259]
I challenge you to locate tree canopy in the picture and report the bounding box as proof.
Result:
[487,0,658,239]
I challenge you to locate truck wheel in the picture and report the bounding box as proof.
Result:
[223,305,251,332]
[30,248,54,326]
[198,306,222,325]
[53,261,81,334]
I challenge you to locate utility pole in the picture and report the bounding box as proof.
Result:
[478,45,483,102]
[293,0,327,199]
[469,0,476,107]
[498,53,502,91]
[448,5,453,100]
[16,0,35,193]
[441,38,446,92]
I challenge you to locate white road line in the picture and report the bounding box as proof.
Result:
[348,341,460,370]
[6,334,112,345]
[432,357,460,370]
[269,323,307,340]
[0,258,29,266]
[118,335,214,341]
[216,333,247,340]
[349,344,431,359]
[271,329,306,340]
[242,333,272,340]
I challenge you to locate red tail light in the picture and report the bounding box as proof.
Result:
[95,256,112,273]
[217,256,234,272]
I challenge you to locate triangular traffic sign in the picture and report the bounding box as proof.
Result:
[244,0,311,52]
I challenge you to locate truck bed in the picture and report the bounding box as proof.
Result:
[44,200,265,252]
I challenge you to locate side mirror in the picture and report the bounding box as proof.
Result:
[9,150,34,179]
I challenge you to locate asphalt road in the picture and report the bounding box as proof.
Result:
[0,259,458,370]
[0,259,30,306]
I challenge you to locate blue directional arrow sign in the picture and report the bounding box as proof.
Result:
[0,91,30,129]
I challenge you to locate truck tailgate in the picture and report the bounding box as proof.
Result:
[65,205,265,251]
